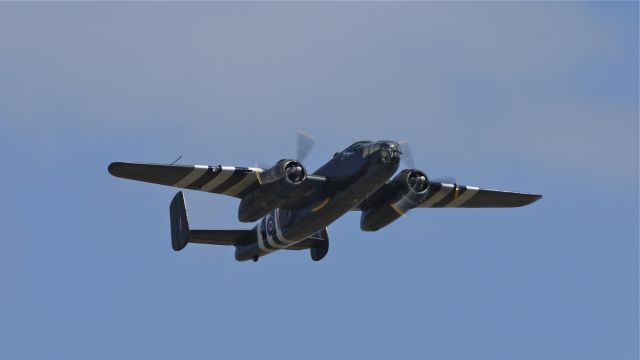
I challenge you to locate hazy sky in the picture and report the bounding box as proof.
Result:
[1,2,637,359]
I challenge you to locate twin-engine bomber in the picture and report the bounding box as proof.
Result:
[108,138,541,262]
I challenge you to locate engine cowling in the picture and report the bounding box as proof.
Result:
[238,160,307,222]
[360,169,430,231]
[259,159,306,192]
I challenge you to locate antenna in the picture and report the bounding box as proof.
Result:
[169,155,183,166]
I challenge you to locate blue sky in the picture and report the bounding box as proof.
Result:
[0,2,637,359]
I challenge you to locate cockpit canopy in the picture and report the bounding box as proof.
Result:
[343,140,373,153]
[338,140,400,165]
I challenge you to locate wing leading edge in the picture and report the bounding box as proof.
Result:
[418,182,542,208]
[108,162,263,198]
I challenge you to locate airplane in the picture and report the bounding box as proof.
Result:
[108,135,541,262]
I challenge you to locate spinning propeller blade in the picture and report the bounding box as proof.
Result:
[297,131,315,162]
[400,141,456,184]
[399,141,415,169]
[256,131,315,170]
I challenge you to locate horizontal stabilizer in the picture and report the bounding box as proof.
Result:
[189,230,254,247]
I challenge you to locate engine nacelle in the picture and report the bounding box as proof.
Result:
[258,159,306,194]
[238,160,307,222]
[360,169,430,231]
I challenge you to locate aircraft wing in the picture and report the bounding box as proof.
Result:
[108,162,264,198]
[417,182,542,208]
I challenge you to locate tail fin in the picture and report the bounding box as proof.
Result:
[170,191,253,251]
[309,228,329,261]
[287,228,329,260]
[170,191,190,251]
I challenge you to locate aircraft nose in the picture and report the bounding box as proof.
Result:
[377,141,401,166]
[380,141,399,149]
[390,147,401,166]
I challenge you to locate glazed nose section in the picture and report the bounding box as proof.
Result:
[382,141,401,166]
[381,141,399,149]
[388,142,401,166]
[375,141,401,166]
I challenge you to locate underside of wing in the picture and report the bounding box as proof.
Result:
[108,162,263,198]
[418,182,542,208]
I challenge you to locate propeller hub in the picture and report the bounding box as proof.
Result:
[407,170,429,193]
[285,162,306,183]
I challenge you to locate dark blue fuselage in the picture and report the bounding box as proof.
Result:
[235,141,400,261]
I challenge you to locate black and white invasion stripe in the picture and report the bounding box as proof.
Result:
[173,165,263,197]
[256,209,301,254]
[419,183,479,208]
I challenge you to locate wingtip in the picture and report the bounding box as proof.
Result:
[108,162,128,177]
[107,162,119,176]
[523,193,543,206]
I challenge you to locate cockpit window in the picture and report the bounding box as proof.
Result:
[344,140,372,152]
[362,143,381,157]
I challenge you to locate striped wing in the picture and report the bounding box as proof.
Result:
[108,162,263,198]
[418,182,542,208]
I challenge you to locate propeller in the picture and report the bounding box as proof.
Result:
[399,141,415,169]
[399,141,457,184]
[285,162,305,183]
[256,131,316,170]
[296,131,315,162]
[407,171,429,192]
[391,169,430,217]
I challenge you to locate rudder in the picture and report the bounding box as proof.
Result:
[309,228,329,261]
[170,191,190,251]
